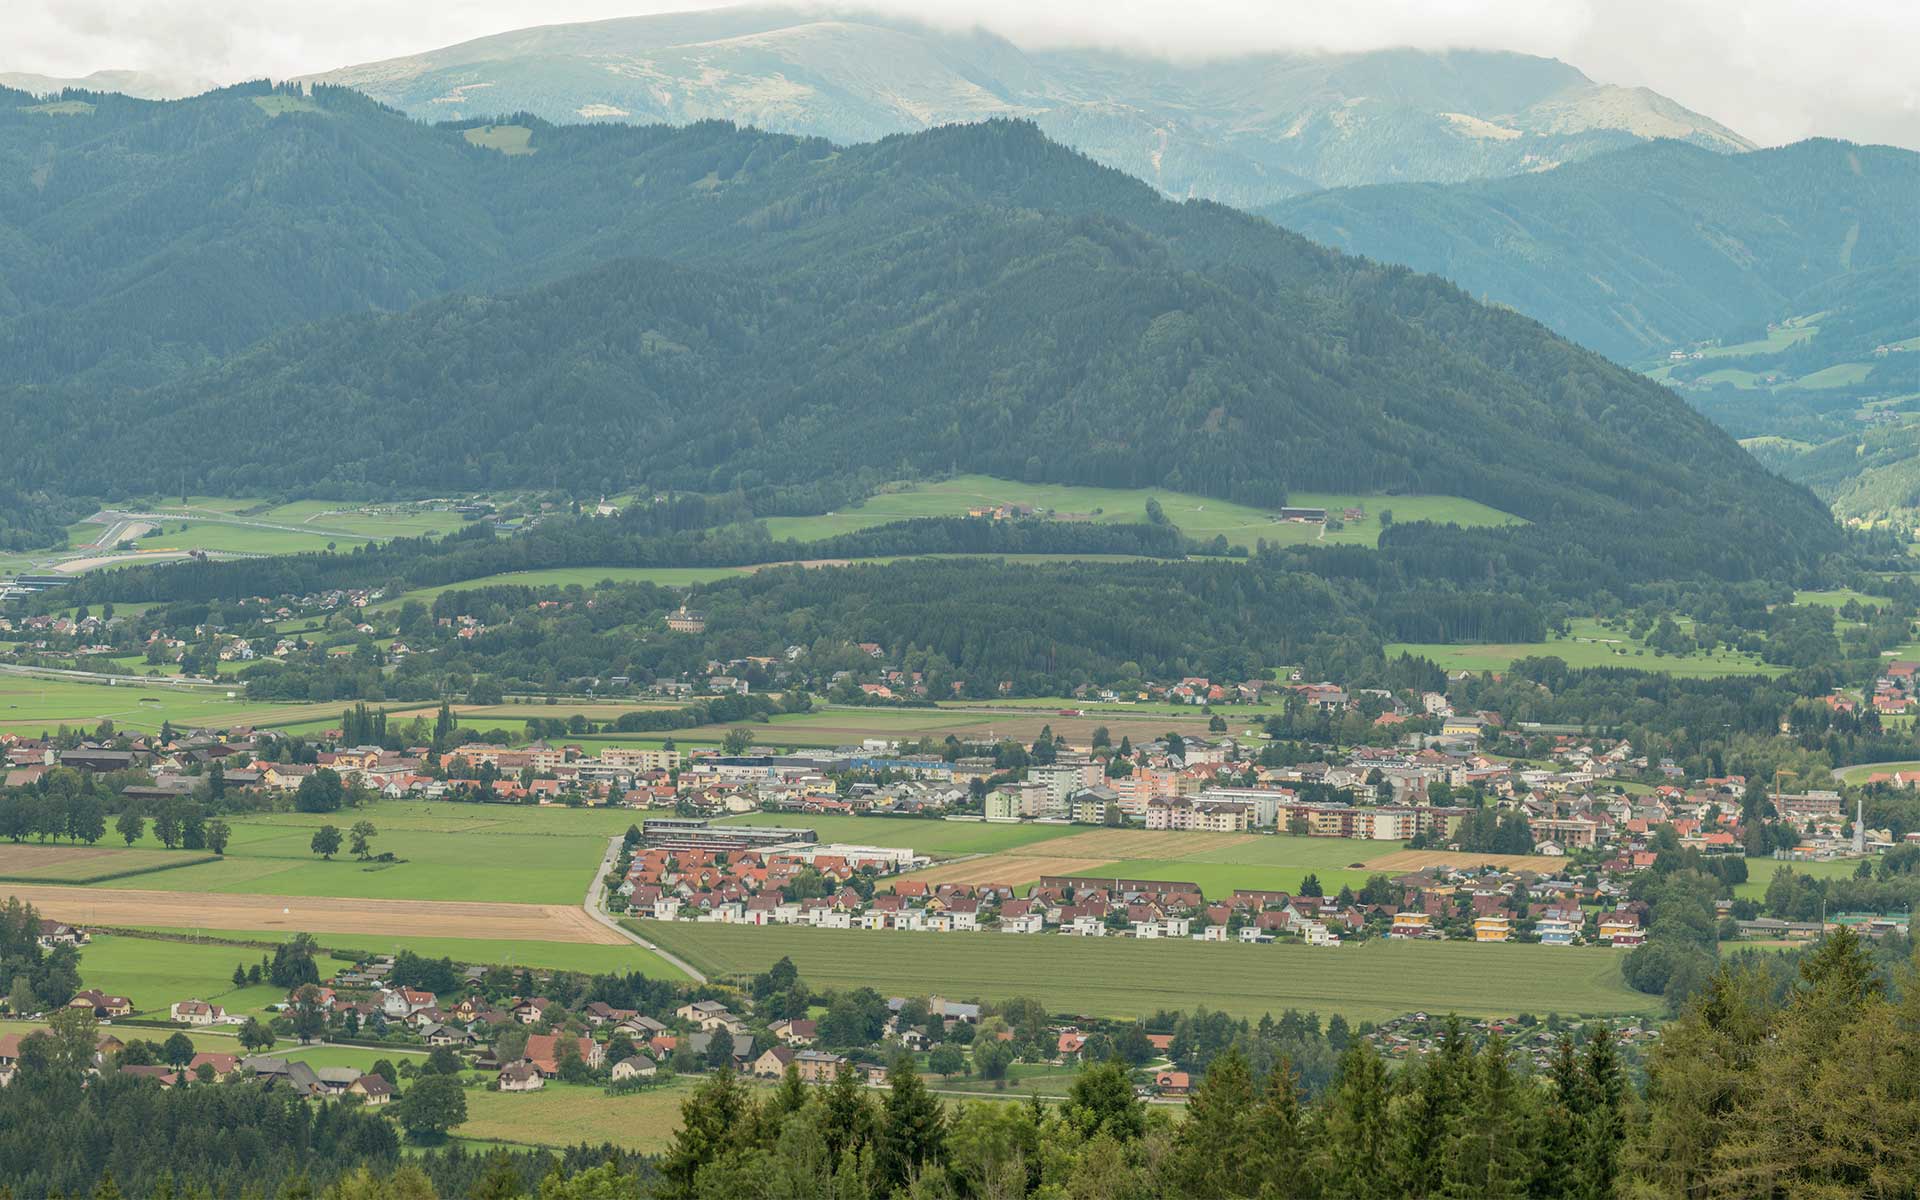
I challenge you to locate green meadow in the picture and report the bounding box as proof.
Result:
[1836,760,1920,785]
[99,801,628,905]
[634,921,1659,1025]
[1389,618,1784,679]
[368,566,755,611]
[42,498,468,562]
[758,475,1519,551]
[129,928,692,982]
[1735,855,1874,900]
[75,933,355,1019]
[0,673,350,738]
[1792,588,1884,610]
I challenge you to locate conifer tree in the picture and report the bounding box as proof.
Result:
[1318,1042,1393,1200]
[1172,1044,1256,1197]
[875,1056,945,1192]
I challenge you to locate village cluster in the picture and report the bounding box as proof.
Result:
[6,934,1253,1103]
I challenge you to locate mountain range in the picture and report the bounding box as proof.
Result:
[0,68,216,101]
[299,5,1753,207]
[1265,138,1919,364]
[0,82,1834,581]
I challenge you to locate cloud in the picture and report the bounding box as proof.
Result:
[5,0,1915,148]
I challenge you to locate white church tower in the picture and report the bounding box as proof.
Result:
[1853,796,1866,855]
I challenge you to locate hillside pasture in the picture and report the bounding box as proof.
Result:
[367,566,755,612]
[1388,617,1785,679]
[456,1081,696,1152]
[758,475,1518,551]
[633,921,1660,1024]
[0,673,368,738]
[656,702,1211,751]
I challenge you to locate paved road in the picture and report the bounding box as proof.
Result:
[584,836,707,983]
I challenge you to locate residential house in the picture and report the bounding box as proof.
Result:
[611,1055,658,1082]
[169,999,225,1026]
[498,1061,545,1092]
[69,989,133,1018]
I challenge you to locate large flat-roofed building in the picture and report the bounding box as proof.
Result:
[640,817,818,853]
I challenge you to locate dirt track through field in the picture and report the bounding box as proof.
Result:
[1363,849,1564,874]
[3,885,627,944]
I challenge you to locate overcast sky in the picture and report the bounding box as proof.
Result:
[9,0,1918,149]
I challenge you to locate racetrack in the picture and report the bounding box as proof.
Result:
[4,885,627,944]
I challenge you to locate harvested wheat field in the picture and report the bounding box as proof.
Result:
[901,829,1265,889]
[1363,849,1564,875]
[0,845,117,869]
[3,885,626,944]
[907,856,1117,888]
[0,845,216,883]
[1038,829,1263,860]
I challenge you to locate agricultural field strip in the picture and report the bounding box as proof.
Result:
[3,884,627,944]
[634,921,1658,1024]
[0,844,221,883]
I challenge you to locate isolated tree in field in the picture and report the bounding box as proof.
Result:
[721,727,755,755]
[238,1017,274,1053]
[205,819,230,855]
[116,809,144,847]
[397,1072,467,1143]
[310,824,342,860]
[270,934,322,989]
[162,1032,195,1069]
[348,820,377,860]
[1299,872,1324,898]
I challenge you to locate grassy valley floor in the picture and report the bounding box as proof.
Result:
[631,920,1660,1025]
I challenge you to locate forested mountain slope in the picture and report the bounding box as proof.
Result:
[0,86,1836,581]
[1264,139,1919,363]
[300,5,1751,206]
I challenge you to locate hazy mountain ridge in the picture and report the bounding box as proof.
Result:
[1264,138,1919,363]
[299,5,1752,205]
[0,68,216,101]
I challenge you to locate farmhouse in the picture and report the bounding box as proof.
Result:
[169,999,225,1025]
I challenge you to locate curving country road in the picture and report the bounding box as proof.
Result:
[584,835,708,983]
